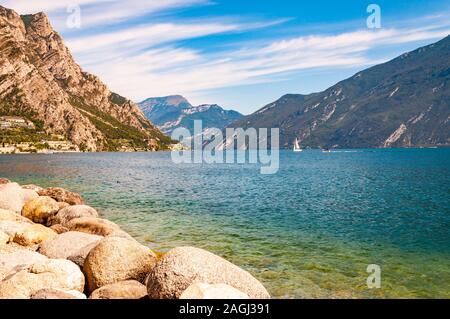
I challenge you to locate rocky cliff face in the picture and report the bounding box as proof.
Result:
[228,36,450,149]
[0,6,172,151]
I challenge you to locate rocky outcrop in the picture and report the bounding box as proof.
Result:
[180,283,250,299]
[39,231,102,260]
[21,196,60,225]
[89,280,148,299]
[146,247,270,299]
[0,6,172,151]
[83,237,157,293]
[38,188,85,206]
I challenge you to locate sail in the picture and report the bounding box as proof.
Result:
[294,138,301,150]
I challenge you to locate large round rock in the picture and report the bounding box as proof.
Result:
[39,231,102,260]
[0,259,85,299]
[180,283,250,299]
[13,224,57,247]
[21,196,60,225]
[0,249,48,281]
[83,237,157,293]
[146,247,270,299]
[66,217,120,236]
[31,289,87,299]
[0,220,33,238]
[0,183,39,213]
[0,209,34,223]
[50,205,98,227]
[38,187,85,205]
[89,280,148,299]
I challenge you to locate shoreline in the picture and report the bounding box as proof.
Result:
[0,145,448,156]
[0,179,270,299]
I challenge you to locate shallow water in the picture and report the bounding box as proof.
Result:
[0,149,449,298]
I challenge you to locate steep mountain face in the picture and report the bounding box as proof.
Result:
[139,95,243,136]
[0,6,172,151]
[228,36,450,149]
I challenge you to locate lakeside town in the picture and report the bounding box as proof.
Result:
[0,116,80,154]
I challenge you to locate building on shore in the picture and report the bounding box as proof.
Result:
[0,116,35,129]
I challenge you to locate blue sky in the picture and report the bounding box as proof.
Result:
[2,0,450,114]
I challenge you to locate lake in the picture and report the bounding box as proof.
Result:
[0,148,449,298]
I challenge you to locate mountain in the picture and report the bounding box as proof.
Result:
[139,95,243,136]
[228,36,450,149]
[0,6,172,151]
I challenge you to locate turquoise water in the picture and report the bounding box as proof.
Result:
[0,149,449,298]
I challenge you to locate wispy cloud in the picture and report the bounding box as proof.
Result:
[67,21,242,54]
[75,21,450,102]
[2,0,208,27]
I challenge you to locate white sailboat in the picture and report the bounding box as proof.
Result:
[293,138,303,152]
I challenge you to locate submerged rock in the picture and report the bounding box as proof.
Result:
[0,183,39,213]
[50,205,98,227]
[13,224,57,247]
[21,196,60,225]
[39,231,102,260]
[83,237,157,293]
[0,259,85,299]
[146,247,270,299]
[38,187,85,205]
[180,283,250,299]
[89,280,148,299]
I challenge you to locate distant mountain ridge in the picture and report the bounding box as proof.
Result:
[0,6,172,151]
[228,36,450,149]
[139,95,243,136]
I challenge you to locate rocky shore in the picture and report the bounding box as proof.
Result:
[0,178,270,299]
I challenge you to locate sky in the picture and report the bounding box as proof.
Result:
[2,0,450,115]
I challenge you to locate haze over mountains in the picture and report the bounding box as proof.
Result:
[139,95,242,136]
[0,6,172,151]
[228,36,450,149]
